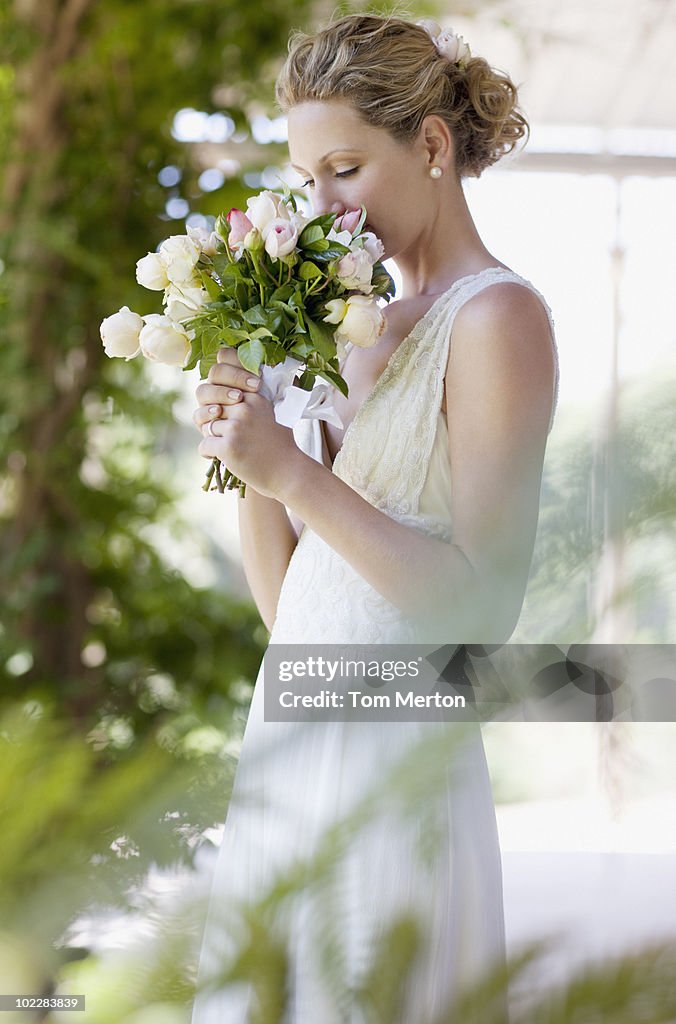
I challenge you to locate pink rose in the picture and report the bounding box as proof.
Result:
[227,209,255,249]
[336,248,374,293]
[333,209,362,235]
[360,231,385,263]
[263,218,298,259]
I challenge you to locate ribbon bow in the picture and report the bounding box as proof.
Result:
[259,357,344,430]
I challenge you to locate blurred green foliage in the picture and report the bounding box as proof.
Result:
[0,0,323,739]
[517,369,676,643]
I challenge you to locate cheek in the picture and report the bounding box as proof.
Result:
[373,205,409,249]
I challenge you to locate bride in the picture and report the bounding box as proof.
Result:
[190,12,559,1022]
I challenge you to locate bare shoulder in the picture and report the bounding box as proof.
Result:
[445,279,556,432]
[453,279,552,349]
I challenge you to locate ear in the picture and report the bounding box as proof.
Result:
[418,114,454,174]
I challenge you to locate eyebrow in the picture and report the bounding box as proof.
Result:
[290,149,366,172]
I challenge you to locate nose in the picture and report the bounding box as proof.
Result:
[311,193,346,218]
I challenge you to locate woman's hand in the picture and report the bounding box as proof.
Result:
[192,347,302,498]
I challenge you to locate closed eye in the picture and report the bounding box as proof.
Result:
[302,167,358,188]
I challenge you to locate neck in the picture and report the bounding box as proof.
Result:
[393,179,497,299]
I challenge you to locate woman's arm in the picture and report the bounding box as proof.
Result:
[200,284,556,642]
[238,489,299,632]
[193,348,299,631]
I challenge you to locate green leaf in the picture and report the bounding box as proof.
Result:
[237,338,266,374]
[309,213,338,232]
[242,304,268,326]
[306,317,337,360]
[199,352,217,378]
[298,224,325,247]
[297,370,315,390]
[249,326,273,340]
[372,265,397,299]
[299,261,322,282]
[184,335,202,374]
[270,284,295,303]
[214,255,239,279]
[318,368,349,398]
[200,271,223,301]
[199,299,235,313]
[201,327,224,356]
[304,238,330,254]
[235,282,250,310]
[264,342,288,365]
[220,327,251,346]
[289,338,313,359]
[311,244,349,261]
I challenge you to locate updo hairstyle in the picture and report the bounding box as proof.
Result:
[275,12,530,180]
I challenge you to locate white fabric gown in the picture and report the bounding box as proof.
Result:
[191,267,560,1023]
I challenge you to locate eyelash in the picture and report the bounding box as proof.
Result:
[302,168,358,188]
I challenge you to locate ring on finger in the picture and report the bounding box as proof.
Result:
[205,418,218,438]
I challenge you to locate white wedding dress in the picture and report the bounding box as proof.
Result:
[191,267,559,1022]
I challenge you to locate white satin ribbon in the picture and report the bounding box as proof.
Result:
[259,356,344,429]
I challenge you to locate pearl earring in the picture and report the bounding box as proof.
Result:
[430,166,443,179]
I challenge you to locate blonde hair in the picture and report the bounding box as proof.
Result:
[275,12,530,179]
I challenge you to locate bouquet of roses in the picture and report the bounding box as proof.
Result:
[100,185,395,495]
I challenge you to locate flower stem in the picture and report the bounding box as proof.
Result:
[203,459,217,492]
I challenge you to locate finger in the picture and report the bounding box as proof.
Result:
[209,356,261,392]
[193,403,223,430]
[198,433,227,460]
[216,346,241,365]
[197,391,266,429]
[199,415,221,439]
[195,381,245,409]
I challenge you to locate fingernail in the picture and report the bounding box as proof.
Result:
[208,405,220,414]
[247,377,259,388]
[228,390,241,399]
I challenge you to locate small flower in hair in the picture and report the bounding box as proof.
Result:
[416,19,471,68]
[434,28,471,65]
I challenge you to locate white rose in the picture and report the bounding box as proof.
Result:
[167,282,208,307]
[245,190,291,234]
[136,252,170,291]
[139,314,191,366]
[335,294,385,349]
[263,218,299,258]
[163,283,208,322]
[186,225,223,258]
[322,298,347,325]
[158,235,201,285]
[291,210,309,235]
[336,248,375,293]
[360,231,385,263]
[100,306,143,360]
